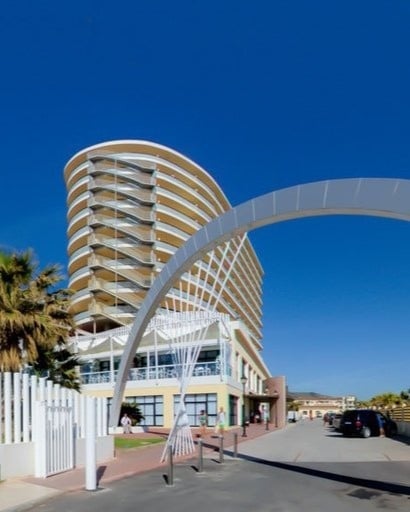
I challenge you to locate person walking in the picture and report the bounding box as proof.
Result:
[198,409,208,437]
[216,406,226,436]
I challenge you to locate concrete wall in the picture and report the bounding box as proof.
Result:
[0,436,114,480]
[0,443,35,479]
[75,435,114,467]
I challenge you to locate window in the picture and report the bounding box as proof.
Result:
[197,350,219,363]
[120,395,164,427]
[174,393,217,426]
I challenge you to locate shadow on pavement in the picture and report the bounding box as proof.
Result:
[220,450,410,496]
[97,465,107,485]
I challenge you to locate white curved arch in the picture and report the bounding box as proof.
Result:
[110,177,410,425]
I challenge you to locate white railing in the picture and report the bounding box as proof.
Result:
[80,361,233,385]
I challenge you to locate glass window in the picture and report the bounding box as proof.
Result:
[174,393,218,426]
[115,395,164,427]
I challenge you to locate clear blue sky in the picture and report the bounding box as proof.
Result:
[1,1,409,400]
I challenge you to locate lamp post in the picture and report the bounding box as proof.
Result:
[240,374,247,437]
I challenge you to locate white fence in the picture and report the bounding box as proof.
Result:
[0,371,110,479]
[35,401,74,477]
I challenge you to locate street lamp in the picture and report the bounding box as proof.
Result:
[240,374,248,437]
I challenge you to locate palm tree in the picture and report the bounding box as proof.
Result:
[369,392,402,409]
[0,250,77,388]
[355,399,370,409]
[31,344,82,391]
[400,389,409,405]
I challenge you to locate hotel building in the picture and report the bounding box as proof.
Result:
[64,140,283,429]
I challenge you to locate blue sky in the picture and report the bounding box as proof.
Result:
[1,1,409,399]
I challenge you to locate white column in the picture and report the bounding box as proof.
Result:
[22,373,30,442]
[102,397,108,436]
[110,337,115,384]
[39,377,46,401]
[0,374,2,443]
[73,391,80,439]
[85,396,97,491]
[54,383,61,405]
[61,386,67,407]
[34,401,47,478]
[4,372,12,444]
[96,397,103,437]
[80,394,86,438]
[47,379,53,405]
[30,375,38,441]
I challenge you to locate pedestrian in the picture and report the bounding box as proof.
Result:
[262,405,269,426]
[216,406,226,436]
[121,413,132,434]
[376,413,385,437]
[198,409,208,437]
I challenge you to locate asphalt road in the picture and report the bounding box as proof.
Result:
[30,420,410,512]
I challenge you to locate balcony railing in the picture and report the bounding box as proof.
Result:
[80,361,232,385]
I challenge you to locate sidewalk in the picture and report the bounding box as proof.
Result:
[0,422,274,512]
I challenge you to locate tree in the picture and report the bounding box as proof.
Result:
[399,389,409,405]
[355,399,370,409]
[31,344,82,391]
[0,249,78,388]
[287,400,299,411]
[369,392,402,409]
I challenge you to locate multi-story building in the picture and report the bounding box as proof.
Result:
[342,395,356,410]
[288,392,357,419]
[64,140,283,429]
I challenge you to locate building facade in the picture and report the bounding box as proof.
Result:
[64,140,280,429]
[288,392,357,419]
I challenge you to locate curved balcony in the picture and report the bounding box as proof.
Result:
[89,178,155,205]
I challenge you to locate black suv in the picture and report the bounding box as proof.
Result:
[340,409,398,438]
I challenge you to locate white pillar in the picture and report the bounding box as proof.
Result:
[0,374,2,443]
[85,396,97,491]
[30,375,38,441]
[80,394,86,438]
[73,392,80,439]
[4,372,12,444]
[102,397,108,436]
[110,337,115,384]
[39,377,46,401]
[97,397,103,437]
[22,373,30,442]
[47,380,53,406]
[54,383,61,404]
[61,386,67,407]
[34,401,47,478]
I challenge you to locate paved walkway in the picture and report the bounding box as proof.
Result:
[0,422,272,512]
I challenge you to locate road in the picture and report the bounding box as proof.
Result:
[31,420,410,512]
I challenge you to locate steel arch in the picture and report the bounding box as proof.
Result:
[110,177,410,425]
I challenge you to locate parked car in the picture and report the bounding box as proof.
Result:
[287,411,298,423]
[332,413,343,431]
[340,409,398,438]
